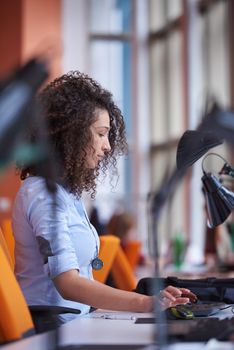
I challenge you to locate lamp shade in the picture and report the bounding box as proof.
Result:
[202,173,234,228]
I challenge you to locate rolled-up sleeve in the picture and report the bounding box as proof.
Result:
[26,184,79,279]
[47,252,79,279]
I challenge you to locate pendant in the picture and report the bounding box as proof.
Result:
[91,257,104,270]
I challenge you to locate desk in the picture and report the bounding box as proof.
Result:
[1,309,234,350]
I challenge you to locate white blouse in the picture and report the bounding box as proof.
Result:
[12,176,100,323]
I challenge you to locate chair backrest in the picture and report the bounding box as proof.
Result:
[0,222,80,336]
[1,219,15,267]
[111,245,137,291]
[0,226,14,270]
[93,235,120,283]
[123,240,141,270]
[0,244,35,342]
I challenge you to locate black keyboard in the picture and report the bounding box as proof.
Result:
[135,302,229,323]
[176,301,228,317]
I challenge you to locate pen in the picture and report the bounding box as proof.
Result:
[100,314,136,320]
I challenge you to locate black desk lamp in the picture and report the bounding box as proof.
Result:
[0,58,60,350]
[177,101,234,172]
[0,58,48,170]
[148,101,232,347]
[0,57,60,194]
[201,153,234,229]
[176,101,234,230]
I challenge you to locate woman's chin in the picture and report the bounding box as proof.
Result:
[85,160,99,169]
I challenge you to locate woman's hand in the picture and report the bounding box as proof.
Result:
[158,285,197,310]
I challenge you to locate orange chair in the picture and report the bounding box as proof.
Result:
[93,235,120,283]
[0,243,35,342]
[123,240,141,271]
[111,245,137,291]
[1,219,15,267]
[0,224,80,340]
[0,226,14,270]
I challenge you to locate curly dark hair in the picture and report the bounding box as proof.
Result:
[19,71,128,197]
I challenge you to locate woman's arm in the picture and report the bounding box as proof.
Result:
[53,270,193,313]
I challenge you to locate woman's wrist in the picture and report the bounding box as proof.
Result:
[134,293,154,313]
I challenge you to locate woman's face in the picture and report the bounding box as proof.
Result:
[85,109,111,169]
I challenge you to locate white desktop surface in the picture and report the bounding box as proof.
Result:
[1,309,234,350]
[60,315,154,345]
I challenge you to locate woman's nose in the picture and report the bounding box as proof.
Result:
[103,139,111,152]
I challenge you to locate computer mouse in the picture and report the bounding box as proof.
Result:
[166,306,194,320]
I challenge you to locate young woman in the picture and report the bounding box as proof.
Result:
[12,71,196,324]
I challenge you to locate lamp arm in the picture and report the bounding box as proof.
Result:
[151,167,186,219]
[149,166,187,346]
[219,163,234,178]
[201,152,234,179]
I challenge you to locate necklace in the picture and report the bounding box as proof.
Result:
[81,202,104,271]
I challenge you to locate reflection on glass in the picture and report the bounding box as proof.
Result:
[90,0,132,34]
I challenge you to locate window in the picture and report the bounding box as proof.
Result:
[88,0,136,224]
[189,0,232,262]
[62,0,234,260]
[148,0,233,265]
[148,0,188,257]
